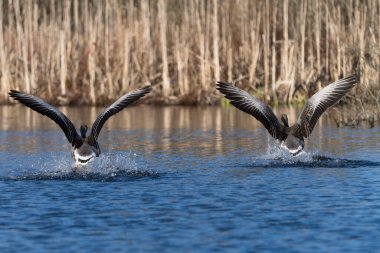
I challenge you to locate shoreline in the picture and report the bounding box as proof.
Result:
[2,101,379,128]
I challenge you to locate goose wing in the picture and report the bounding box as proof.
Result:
[8,90,82,147]
[89,85,152,141]
[216,82,286,140]
[293,75,357,138]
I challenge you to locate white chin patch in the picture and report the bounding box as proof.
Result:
[74,151,95,165]
[288,147,303,156]
[280,143,303,156]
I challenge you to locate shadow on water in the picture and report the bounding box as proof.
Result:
[2,169,158,182]
[227,145,380,169]
[1,152,159,182]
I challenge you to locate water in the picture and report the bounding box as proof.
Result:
[1,105,380,252]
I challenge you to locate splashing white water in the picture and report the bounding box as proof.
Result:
[7,151,153,180]
[261,144,337,164]
[81,151,141,175]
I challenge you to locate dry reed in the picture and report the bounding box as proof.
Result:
[0,0,379,105]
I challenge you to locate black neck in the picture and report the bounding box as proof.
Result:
[80,125,88,138]
[281,114,289,128]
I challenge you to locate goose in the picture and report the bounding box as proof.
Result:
[9,86,152,165]
[216,75,357,155]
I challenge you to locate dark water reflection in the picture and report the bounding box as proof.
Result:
[1,105,380,252]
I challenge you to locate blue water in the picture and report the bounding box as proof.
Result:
[1,106,380,252]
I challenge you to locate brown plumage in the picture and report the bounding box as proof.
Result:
[216,75,357,155]
[9,86,152,165]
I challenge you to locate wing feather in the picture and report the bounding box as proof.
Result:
[8,90,82,147]
[216,82,286,140]
[89,86,152,140]
[294,75,357,138]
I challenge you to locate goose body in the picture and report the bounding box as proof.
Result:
[9,86,152,165]
[216,75,357,155]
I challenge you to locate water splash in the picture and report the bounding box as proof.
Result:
[261,144,329,163]
[244,144,380,169]
[83,151,140,173]
[4,151,156,181]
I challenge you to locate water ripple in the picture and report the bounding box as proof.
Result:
[226,145,380,169]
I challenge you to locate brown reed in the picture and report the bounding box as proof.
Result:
[0,0,379,105]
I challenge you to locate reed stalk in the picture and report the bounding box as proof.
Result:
[212,0,220,82]
[159,0,170,97]
[0,0,9,100]
[271,3,277,103]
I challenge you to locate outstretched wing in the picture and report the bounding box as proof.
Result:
[293,75,357,138]
[216,82,286,140]
[89,85,152,140]
[8,90,82,147]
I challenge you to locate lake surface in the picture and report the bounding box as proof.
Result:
[1,105,380,252]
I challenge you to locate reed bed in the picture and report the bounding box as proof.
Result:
[0,0,379,105]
